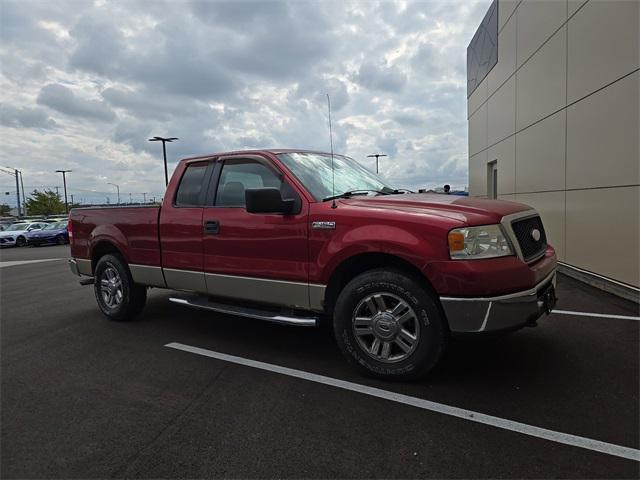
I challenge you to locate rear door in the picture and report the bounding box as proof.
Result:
[202,155,311,309]
[159,159,215,293]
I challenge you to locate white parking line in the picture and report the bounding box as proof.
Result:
[165,342,640,462]
[552,309,640,321]
[0,258,64,268]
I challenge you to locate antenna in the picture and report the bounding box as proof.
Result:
[327,94,337,209]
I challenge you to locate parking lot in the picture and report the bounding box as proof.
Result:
[1,245,638,478]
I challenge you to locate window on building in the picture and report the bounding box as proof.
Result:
[487,161,498,199]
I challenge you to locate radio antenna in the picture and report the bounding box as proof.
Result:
[327,94,337,209]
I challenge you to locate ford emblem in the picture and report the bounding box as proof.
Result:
[531,228,541,242]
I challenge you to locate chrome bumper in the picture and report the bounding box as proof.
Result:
[440,270,557,333]
[69,258,92,277]
[69,258,80,276]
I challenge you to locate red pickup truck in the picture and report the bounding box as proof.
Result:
[69,149,557,379]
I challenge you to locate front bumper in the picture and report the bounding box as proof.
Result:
[0,237,16,246]
[440,269,557,333]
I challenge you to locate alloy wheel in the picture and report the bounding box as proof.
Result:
[352,292,420,363]
[100,265,123,309]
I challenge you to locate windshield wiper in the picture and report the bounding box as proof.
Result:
[322,189,390,202]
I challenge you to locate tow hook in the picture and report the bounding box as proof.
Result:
[79,277,95,286]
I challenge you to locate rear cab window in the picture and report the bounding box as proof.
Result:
[175,162,209,206]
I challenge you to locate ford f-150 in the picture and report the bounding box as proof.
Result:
[69,149,557,379]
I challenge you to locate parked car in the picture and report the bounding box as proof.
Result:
[26,220,69,246]
[0,222,46,247]
[68,149,557,380]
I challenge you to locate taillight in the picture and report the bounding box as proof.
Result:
[68,218,74,245]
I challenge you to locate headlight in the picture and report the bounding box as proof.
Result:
[448,224,513,260]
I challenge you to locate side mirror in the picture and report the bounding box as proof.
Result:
[245,188,295,214]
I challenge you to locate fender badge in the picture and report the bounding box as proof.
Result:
[312,221,336,230]
[531,228,541,242]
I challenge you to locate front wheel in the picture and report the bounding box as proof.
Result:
[94,254,147,321]
[56,235,66,245]
[16,236,26,247]
[333,269,447,380]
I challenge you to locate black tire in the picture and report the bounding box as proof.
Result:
[16,236,26,247]
[56,235,66,245]
[94,254,147,321]
[333,268,447,381]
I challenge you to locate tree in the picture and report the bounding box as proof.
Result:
[25,189,65,216]
[0,204,10,216]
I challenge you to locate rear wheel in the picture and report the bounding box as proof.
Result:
[56,235,66,245]
[333,268,447,380]
[94,254,147,321]
[16,236,26,247]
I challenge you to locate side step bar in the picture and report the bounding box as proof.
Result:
[169,296,318,327]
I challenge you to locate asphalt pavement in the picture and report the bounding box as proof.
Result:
[1,245,638,478]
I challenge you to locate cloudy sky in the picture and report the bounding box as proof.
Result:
[0,0,490,205]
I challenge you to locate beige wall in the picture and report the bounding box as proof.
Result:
[467,0,640,287]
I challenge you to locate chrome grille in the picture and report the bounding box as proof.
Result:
[511,215,547,263]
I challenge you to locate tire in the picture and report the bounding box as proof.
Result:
[333,268,447,381]
[56,235,66,245]
[16,236,26,247]
[94,254,147,321]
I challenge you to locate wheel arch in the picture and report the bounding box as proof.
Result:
[323,252,440,316]
[91,240,126,273]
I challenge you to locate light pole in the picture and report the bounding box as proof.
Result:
[148,136,178,186]
[55,169,72,213]
[19,171,26,215]
[142,192,148,204]
[367,154,387,174]
[107,182,120,205]
[0,167,21,216]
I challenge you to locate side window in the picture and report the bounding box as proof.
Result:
[215,159,283,207]
[175,163,208,206]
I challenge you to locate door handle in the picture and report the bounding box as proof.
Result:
[204,220,219,235]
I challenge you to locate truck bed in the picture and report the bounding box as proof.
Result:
[69,206,162,268]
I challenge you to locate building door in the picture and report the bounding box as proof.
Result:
[487,160,498,199]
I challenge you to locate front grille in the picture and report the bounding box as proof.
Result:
[511,215,547,263]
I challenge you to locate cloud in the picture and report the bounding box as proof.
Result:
[0,104,57,129]
[355,61,408,92]
[36,83,116,122]
[0,0,493,205]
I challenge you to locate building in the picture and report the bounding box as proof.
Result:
[467,0,639,295]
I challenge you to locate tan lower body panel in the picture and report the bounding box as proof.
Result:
[205,273,319,310]
[128,266,326,311]
[76,258,92,276]
[164,268,207,293]
[129,264,166,288]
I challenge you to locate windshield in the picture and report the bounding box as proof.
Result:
[277,152,394,201]
[43,221,66,230]
[5,223,28,231]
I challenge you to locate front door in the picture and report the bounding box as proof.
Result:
[202,155,310,309]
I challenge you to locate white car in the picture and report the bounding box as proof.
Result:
[0,222,46,247]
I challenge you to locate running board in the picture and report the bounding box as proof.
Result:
[169,296,318,327]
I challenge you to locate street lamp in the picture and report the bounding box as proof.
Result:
[367,153,387,174]
[107,182,120,205]
[55,169,72,213]
[148,136,178,186]
[0,167,21,216]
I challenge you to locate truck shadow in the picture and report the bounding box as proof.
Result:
[141,291,562,390]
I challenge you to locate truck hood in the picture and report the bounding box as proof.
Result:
[340,193,532,225]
